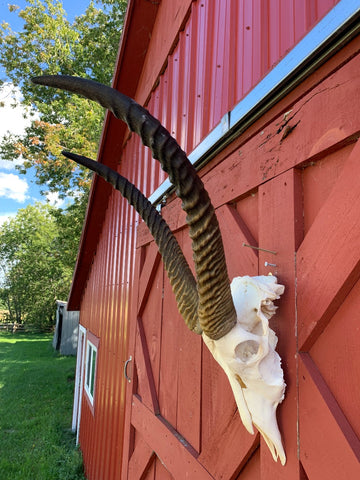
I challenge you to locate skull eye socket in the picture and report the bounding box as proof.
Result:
[235,340,260,362]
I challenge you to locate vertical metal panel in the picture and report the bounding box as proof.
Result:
[78,128,165,479]
[145,0,338,155]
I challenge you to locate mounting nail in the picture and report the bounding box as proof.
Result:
[265,261,277,267]
[242,242,277,255]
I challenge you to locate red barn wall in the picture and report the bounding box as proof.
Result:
[71,1,357,479]
[139,0,338,154]
[121,36,360,479]
[78,140,165,480]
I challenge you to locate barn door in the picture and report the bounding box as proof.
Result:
[296,139,360,478]
[121,183,295,478]
[121,138,360,479]
[122,239,217,479]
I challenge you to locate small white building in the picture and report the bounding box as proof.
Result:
[53,300,79,355]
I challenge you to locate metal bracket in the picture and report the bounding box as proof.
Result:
[155,195,168,212]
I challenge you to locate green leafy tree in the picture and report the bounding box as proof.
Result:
[0,1,126,323]
[0,1,126,324]
[0,0,127,197]
[0,203,75,326]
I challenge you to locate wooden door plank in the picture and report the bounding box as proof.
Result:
[128,437,155,479]
[138,244,161,316]
[122,242,163,479]
[309,277,360,438]
[140,256,164,404]
[235,449,260,479]
[158,273,180,429]
[155,226,202,453]
[121,247,143,480]
[131,395,213,479]
[136,220,153,248]
[297,140,360,350]
[135,316,160,414]
[175,254,202,454]
[200,340,240,452]
[198,410,259,479]
[217,204,258,279]
[174,228,202,453]
[301,146,351,235]
[258,170,302,478]
[154,457,173,480]
[299,353,360,478]
[176,326,202,454]
[162,197,187,233]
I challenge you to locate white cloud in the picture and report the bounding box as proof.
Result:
[45,191,65,208]
[0,83,32,138]
[0,172,28,202]
[0,158,24,170]
[0,85,33,204]
[0,83,37,165]
[0,211,17,227]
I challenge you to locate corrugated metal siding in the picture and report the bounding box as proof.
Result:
[77,0,340,478]
[146,0,338,154]
[78,136,164,480]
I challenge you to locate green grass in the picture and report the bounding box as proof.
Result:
[0,332,85,479]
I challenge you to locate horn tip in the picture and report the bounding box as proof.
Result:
[61,149,72,158]
[62,150,81,163]
[31,74,65,86]
[31,75,46,85]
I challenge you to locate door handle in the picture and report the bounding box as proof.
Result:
[124,355,132,383]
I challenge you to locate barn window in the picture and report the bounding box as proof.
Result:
[84,332,99,409]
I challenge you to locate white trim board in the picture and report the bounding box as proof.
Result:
[72,325,86,445]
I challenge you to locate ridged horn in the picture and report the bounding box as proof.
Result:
[62,150,200,334]
[31,75,237,340]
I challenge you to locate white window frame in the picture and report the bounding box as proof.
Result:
[72,325,86,444]
[84,336,98,408]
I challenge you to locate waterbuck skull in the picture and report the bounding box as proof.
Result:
[32,75,286,464]
[203,275,286,464]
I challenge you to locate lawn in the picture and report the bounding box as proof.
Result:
[0,332,85,480]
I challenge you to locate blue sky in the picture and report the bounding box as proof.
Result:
[0,0,98,225]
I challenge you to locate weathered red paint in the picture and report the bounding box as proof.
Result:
[120,42,360,478]
[66,0,360,478]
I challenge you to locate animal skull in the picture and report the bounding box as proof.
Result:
[202,275,286,465]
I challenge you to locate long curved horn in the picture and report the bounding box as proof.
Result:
[62,150,200,334]
[31,75,237,340]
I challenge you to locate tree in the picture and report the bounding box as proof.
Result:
[0,0,127,197]
[0,203,75,326]
[0,0,126,323]
[0,1,127,325]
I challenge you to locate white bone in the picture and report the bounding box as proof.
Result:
[202,275,286,465]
